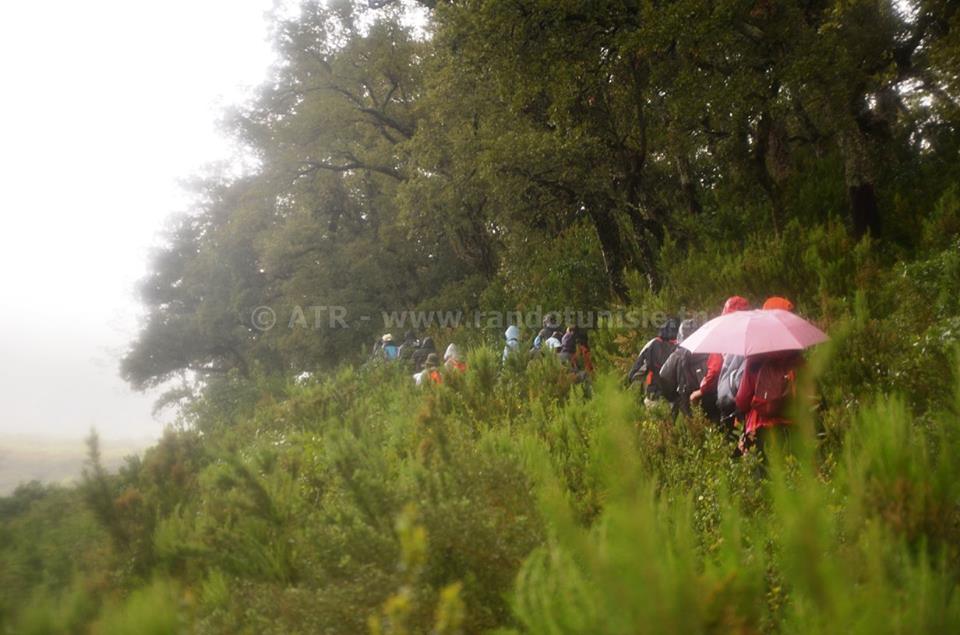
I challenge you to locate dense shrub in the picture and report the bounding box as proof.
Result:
[3,213,960,633]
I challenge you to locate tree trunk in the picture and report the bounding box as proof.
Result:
[753,111,785,235]
[669,123,702,216]
[839,125,882,239]
[587,205,629,301]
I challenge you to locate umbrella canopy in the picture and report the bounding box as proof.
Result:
[679,309,828,356]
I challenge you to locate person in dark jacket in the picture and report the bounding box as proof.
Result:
[628,317,680,401]
[411,337,436,373]
[532,314,561,351]
[397,330,420,363]
[659,319,707,418]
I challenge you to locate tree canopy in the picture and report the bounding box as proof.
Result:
[123,0,960,390]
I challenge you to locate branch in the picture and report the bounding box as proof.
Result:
[297,156,404,181]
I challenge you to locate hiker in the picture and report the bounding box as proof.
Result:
[414,353,443,386]
[503,325,521,361]
[572,327,594,374]
[627,317,679,401]
[532,314,561,351]
[716,352,747,436]
[762,296,795,312]
[659,319,708,418]
[558,326,577,365]
[397,330,420,363]
[544,329,562,351]
[444,343,466,372]
[531,323,560,353]
[690,296,751,421]
[735,349,803,454]
[411,337,436,372]
[530,327,550,355]
[380,334,399,361]
[716,296,796,435]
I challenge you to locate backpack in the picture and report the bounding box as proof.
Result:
[751,359,797,417]
[717,354,746,413]
[398,341,418,360]
[631,337,675,395]
[678,350,707,398]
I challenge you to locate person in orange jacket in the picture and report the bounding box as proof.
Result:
[689,295,751,421]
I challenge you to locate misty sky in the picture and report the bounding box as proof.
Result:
[0,1,276,440]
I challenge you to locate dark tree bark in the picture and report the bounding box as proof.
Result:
[752,110,786,235]
[840,125,882,239]
[587,204,630,301]
[849,182,881,239]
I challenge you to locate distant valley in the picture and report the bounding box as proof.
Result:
[0,435,154,495]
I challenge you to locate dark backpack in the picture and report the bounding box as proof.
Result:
[631,337,676,396]
[751,359,797,417]
[679,351,707,398]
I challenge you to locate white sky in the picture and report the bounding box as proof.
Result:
[0,1,276,441]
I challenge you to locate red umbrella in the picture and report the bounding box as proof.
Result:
[679,309,828,356]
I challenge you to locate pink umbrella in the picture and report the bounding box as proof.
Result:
[679,309,828,356]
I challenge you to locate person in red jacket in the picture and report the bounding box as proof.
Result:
[735,295,801,454]
[735,350,803,453]
[689,295,751,421]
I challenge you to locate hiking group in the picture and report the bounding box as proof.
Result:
[370,295,824,454]
[371,331,464,386]
[628,295,821,454]
[369,315,596,385]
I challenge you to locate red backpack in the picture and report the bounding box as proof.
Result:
[751,359,797,417]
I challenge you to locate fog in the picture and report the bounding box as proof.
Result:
[0,0,275,441]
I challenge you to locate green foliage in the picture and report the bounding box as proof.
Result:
[7,1,960,632]
[6,335,960,633]
[93,578,181,635]
[124,0,960,388]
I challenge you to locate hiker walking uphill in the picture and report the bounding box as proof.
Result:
[690,296,751,421]
[659,319,707,418]
[444,343,466,372]
[556,326,593,379]
[414,353,442,386]
[379,334,399,361]
[573,328,594,374]
[628,317,679,403]
[735,349,804,452]
[412,337,437,372]
[397,331,420,364]
[735,296,802,452]
[679,300,828,453]
[558,326,577,364]
[531,314,561,353]
[503,325,521,361]
[716,297,797,435]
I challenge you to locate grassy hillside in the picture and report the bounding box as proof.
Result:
[2,217,959,633]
